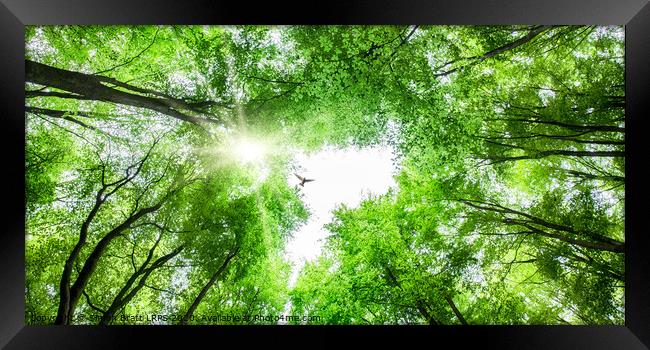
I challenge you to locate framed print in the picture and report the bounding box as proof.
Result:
[1,0,649,348]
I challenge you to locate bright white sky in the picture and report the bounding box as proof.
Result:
[283,144,398,288]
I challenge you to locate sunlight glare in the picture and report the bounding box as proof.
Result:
[233,139,266,164]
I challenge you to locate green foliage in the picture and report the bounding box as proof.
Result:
[25,25,624,325]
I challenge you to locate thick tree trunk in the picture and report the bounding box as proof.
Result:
[25,60,219,126]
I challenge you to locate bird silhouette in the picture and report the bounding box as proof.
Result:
[294,173,315,187]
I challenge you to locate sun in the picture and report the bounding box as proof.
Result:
[233,139,266,164]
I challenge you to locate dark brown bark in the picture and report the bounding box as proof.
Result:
[26,59,220,126]
[179,247,240,325]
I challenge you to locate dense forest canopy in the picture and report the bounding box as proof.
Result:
[25,25,624,325]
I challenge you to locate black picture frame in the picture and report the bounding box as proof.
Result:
[1,0,648,348]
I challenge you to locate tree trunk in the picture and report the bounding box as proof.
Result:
[560,169,624,183]
[55,202,164,325]
[504,117,625,133]
[26,60,219,126]
[445,295,468,325]
[98,245,184,325]
[434,25,554,77]
[179,248,240,325]
[461,200,625,253]
[26,106,99,131]
[55,189,106,325]
[513,221,624,253]
[384,265,439,325]
[485,149,625,164]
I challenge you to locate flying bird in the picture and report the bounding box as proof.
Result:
[294,173,315,187]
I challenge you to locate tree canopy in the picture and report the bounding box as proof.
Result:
[25,25,624,325]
